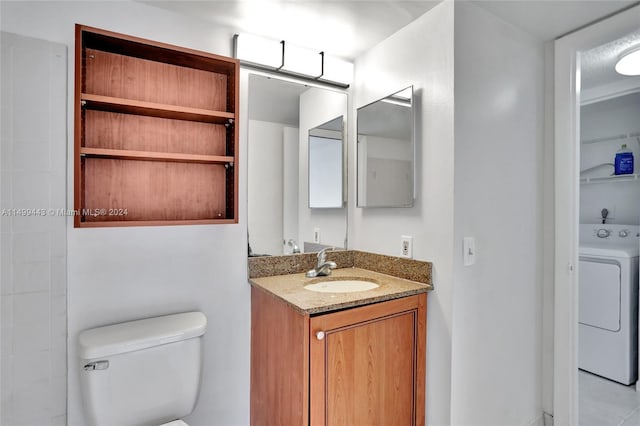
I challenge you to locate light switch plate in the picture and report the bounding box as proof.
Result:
[463,237,475,266]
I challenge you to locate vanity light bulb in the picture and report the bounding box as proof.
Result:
[282,43,323,77]
[321,55,354,85]
[235,34,282,69]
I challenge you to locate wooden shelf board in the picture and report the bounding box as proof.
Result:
[78,218,237,228]
[81,26,238,76]
[81,93,235,124]
[81,147,234,164]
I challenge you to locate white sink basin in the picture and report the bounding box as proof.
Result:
[304,278,379,293]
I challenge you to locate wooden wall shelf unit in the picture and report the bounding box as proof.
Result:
[74,25,239,227]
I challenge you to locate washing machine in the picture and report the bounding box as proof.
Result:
[579,224,639,385]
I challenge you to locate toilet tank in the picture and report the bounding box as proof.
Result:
[78,312,207,426]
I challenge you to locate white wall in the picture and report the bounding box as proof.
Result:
[542,41,556,418]
[247,120,285,255]
[299,87,348,249]
[351,2,455,424]
[451,3,544,425]
[1,2,250,425]
[579,92,640,225]
[1,32,68,426]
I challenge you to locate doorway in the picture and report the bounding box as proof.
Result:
[553,4,640,425]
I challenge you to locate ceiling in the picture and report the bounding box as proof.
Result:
[141,0,441,59]
[581,28,640,90]
[472,0,637,41]
[143,1,638,58]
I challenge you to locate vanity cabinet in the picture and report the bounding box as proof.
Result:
[74,25,239,227]
[250,288,426,426]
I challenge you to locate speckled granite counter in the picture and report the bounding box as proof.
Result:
[248,250,433,314]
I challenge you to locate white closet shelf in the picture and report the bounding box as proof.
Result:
[581,131,640,145]
[580,173,639,184]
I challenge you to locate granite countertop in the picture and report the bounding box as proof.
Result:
[248,250,433,315]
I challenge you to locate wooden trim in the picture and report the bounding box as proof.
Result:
[309,325,324,426]
[250,288,310,426]
[74,24,83,227]
[81,93,235,124]
[310,294,422,331]
[80,147,234,165]
[77,219,237,228]
[231,59,240,223]
[416,293,427,426]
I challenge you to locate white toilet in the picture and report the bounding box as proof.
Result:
[78,312,207,426]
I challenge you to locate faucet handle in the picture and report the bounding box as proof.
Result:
[317,248,328,263]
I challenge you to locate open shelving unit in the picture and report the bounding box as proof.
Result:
[74,25,239,227]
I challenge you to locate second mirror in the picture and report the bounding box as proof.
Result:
[357,86,415,207]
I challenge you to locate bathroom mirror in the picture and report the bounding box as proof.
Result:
[309,116,344,208]
[357,86,414,207]
[247,74,348,257]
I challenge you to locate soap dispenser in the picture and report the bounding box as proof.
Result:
[614,144,634,175]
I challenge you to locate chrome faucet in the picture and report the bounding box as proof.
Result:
[305,248,337,278]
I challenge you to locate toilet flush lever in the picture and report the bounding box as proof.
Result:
[84,360,109,371]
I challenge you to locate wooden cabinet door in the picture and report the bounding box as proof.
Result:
[309,294,426,426]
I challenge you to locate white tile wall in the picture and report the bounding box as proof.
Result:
[1,32,67,426]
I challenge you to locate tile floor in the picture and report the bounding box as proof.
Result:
[579,370,640,426]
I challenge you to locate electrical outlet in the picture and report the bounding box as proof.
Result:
[400,235,413,258]
[313,228,321,243]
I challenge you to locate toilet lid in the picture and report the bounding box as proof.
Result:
[159,421,187,426]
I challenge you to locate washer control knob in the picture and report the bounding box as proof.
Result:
[596,228,611,238]
[619,229,629,238]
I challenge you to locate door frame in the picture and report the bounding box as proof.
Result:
[553,5,640,425]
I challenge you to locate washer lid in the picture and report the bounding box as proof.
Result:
[579,242,639,258]
[79,311,207,360]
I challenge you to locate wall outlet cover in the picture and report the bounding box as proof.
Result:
[400,235,413,258]
[313,228,321,243]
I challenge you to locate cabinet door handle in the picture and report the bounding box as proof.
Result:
[316,331,325,340]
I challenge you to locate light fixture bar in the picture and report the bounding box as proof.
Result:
[233,33,352,88]
[239,62,350,89]
[277,40,285,70]
[318,52,324,79]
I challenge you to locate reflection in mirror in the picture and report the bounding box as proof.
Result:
[357,86,414,207]
[247,74,348,257]
[309,116,344,208]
